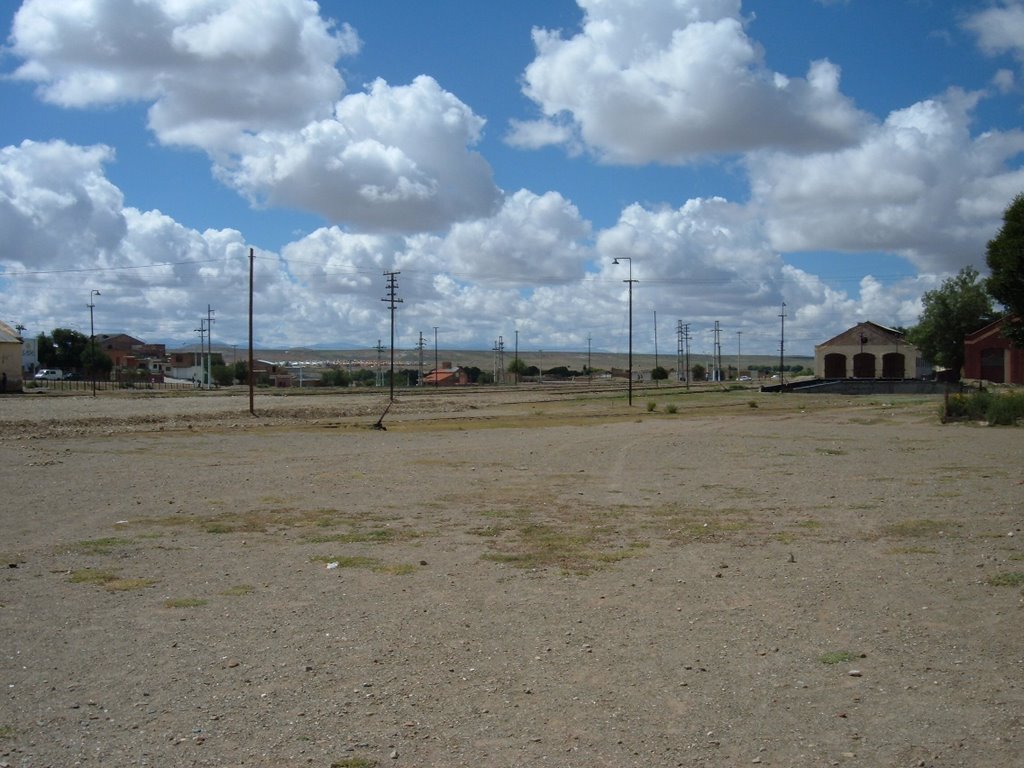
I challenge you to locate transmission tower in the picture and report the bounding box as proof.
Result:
[381,271,402,402]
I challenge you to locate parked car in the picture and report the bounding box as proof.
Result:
[33,369,63,381]
[63,371,83,380]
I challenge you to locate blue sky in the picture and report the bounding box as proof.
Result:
[2,0,1023,358]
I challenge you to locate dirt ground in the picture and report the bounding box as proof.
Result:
[1,385,1022,767]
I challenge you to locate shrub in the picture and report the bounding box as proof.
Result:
[646,401,657,412]
[986,392,1024,426]
[665,404,678,414]
[944,391,991,421]
[945,390,1024,425]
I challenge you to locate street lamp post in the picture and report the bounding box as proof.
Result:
[433,326,439,389]
[612,257,635,406]
[88,289,100,396]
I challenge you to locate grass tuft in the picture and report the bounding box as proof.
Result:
[71,537,134,555]
[68,568,155,591]
[986,571,1024,587]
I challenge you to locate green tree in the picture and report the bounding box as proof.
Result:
[651,365,668,381]
[80,344,113,378]
[907,266,995,375]
[507,357,527,375]
[985,193,1024,344]
[37,328,89,370]
[691,363,706,381]
[233,360,249,384]
[211,364,234,387]
[351,368,375,386]
[320,367,350,387]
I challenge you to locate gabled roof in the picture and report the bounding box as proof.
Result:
[0,321,22,344]
[98,333,146,347]
[816,321,906,349]
[964,314,1020,345]
[422,368,461,384]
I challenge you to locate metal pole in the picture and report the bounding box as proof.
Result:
[737,331,742,380]
[779,302,787,389]
[89,290,100,396]
[613,257,634,406]
[248,247,254,415]
[654,310,658,373]
[515,329,519,385]
[433,326,439,388]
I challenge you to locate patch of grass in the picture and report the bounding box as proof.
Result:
[163,597,208,608]
[71,537,134,555]
[1009,553,1024,561]
[881,519,950,538]
[795,519,822,529]
[986,571,1024,587]
[142,506,358,535]
[68,569,155,591]
[665,403,678,414]
[467,525,507,537]
[104,577,157,591]
[308,528,401,544]
[819,650,857,665]
[331,758,378,768]
[748,400,758,408]
[0,724,16,739]
[220,584,255,596]
[481,517,649,575]
[68,568,121,584]
[885,546,939,555]
[646,401,657,412]
[815,446,846,456]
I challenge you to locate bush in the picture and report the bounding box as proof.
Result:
[665,404,678,414]
[986,392,1024,426]
[945,390,1024,425]
[944,391,991,421]
[646,401,657,412]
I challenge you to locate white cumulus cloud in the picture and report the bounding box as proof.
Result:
[748,88,1024,272]
[510,0,868,163]
[8,1,499,233]
[219,76,502,233]
[9,0,356,150]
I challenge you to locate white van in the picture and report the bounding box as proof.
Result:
[33,369,63,381]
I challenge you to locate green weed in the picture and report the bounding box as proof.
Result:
[986,571,1024,587]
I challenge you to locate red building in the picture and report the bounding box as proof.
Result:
[963,317,1023,385]
[422,363,469,386]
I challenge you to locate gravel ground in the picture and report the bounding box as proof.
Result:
[1,386,1022,767]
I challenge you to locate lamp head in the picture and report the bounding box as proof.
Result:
[612,258,620,265]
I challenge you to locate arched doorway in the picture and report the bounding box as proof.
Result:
[824,353,846,378]
[853,352,875,378]
[881,352,905,378]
